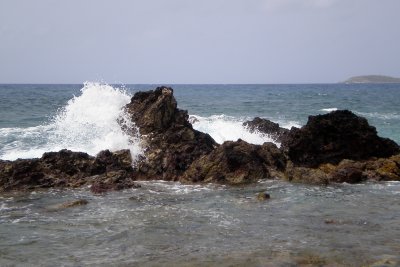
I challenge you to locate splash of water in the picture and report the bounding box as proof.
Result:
[320,107,338,112]
[0,82,142,161]
[190,114,278,145]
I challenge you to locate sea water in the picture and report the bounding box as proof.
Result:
[1,83,400,266]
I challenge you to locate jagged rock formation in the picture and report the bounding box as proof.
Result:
[281,110,399,168]
[181,140,286,185]
[0,149,136,192]
[243,117,290,143]
[1,88,400,191]
[124,86,217,181]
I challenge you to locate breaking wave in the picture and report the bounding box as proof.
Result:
[320,107,338,112]
[189,114,298,146]
[0,82,142,161]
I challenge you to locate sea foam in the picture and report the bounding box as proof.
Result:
[355,111,400,120]
[0,82,142,161]
[0,83,302,161]
[320,108,338,112]
[190,114,278,145]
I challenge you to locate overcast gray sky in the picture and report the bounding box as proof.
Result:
[0,0,399,84]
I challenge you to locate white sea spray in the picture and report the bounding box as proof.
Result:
[188,114,295,146]
[320,107,338,112]
[0,82,143,162]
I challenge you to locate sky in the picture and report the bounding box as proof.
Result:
[0,0,399,84]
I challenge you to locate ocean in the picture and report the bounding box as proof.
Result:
[1,83,400,266]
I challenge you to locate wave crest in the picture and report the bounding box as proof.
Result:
[0,82,143,161]
[190,114,278,145]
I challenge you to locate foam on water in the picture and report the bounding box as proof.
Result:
[320,107,338,112]
[0,82,142,161]
[190,114,280,145]
[355,111,400,120]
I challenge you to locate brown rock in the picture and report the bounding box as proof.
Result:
[0,149,137,192]
[329,160,366,183]
[257,192,271,201]
[284,161,330,185]
[285,155,400,185]
[124,86,217,181]
[181,139,285,185]
[364,154,400,181]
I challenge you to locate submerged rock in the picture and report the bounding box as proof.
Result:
[124,86,217,181]
[0,149,137,192]
[256,192,271,201]
[243,117,290,143]
[368,257,400,267]
[46,199,89,211]
[282,110,399,167]
[181,139,286,185]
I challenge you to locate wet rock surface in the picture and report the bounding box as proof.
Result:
[285,155,400,185]
[181,139,286,185]
[243,117,290,143]
[0,149,137,192]
[46,199,89,211]
[256,192,271,201]
[124,86,217,181]
[1,89,400,190]
[282,110,399,167]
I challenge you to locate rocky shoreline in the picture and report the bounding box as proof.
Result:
[1,86,399,193]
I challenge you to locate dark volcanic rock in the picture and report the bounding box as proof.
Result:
[282,110,399,167]
[0,149,137,192]
[243,117,289,143]
[124,86,217,181]
[181,139,286,185]
[91,149,133,175]
[3,91,399,190]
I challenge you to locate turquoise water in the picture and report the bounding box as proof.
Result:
[1,83,400,266]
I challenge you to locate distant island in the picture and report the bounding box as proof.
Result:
[342,75,400,84]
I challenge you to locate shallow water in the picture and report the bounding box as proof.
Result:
[1,180,399,266]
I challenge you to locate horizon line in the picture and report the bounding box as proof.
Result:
[0,82,344,85]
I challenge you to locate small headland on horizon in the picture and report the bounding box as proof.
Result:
[342,75,400,84]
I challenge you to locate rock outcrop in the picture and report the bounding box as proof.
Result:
[285,154,400,185]
[0,149,137,192]
[1,90,400,191]
[124,86,217,181]
[282,110,399,167]
[181,140,286,185]
[243,117,289,143]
